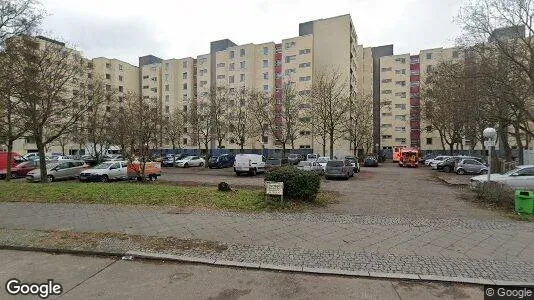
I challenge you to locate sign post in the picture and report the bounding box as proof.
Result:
[265,181,284,202]
[483,128,497,183]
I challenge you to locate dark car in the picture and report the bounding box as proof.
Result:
[363,156,379,167]
[436,156,483,173]
[287,154,304,165]
[265,157,289,170]
[0,160,40,179]
[208,154,235,169]
[344,156,360,172]
[325,160,354,180]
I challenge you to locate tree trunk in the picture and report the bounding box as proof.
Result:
[281,142,286,157]
[514,125,524,164]
[36,137,48,183]
[322,135,326,156]
[449,143,454,156]
[5,140,13,182]
[329,131,334,159]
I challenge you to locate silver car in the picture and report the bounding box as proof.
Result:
[296,161,324,175]
[455,159,488,175]
[325,160,354,180]
[26,160,88,182]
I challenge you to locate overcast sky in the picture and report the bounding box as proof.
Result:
[40,0,464,66]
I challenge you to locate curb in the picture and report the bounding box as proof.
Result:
[2,245,533,286]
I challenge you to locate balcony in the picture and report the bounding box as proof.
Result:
[410,75,420,82]
[410,121,420,128]
[410,132,420,140]
[410,86,420,93]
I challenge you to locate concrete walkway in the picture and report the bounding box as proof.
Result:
[1,202,533,284]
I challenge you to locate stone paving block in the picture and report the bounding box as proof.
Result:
[260,263,303,272]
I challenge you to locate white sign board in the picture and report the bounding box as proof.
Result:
[484,140,495,147]
[265,181,284,196]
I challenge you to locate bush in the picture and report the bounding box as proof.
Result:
[264,166,320,201]
[475,181,514,209]
[217,182,231,192]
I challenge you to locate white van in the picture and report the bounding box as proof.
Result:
[306,153,319,161]
[234,154,266,176]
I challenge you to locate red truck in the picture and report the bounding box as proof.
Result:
[398,148,419,168]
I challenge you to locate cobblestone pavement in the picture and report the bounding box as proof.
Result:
[1,202,533,282]
[162,163,502,219]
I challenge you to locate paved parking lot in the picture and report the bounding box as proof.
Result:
[161,163,502,220]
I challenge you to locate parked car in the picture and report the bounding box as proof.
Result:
[296,160,324,175]
[79,161,128,182]
[345,156,361,172]
[0,152,23,170]
[455,159,488,175]
[437,156,483,173]
[306,153,319,161]
[470,165,534,189]
[287,154,304,165]
[325,160,354,180]
[175,156,205,168]
[265,157,289,171]
[127,161,162,181]
[316,156,330,171]
[363,156,379,167]
[419,153,436,164]
[22,153,39,161]
[26,160,88,182]
[0,160,39,179]
[234,154,265,176]
[162,154,187,167]
[428,156,451,168]
[208,154,235,169]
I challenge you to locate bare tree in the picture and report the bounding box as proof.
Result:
[163,107,186,152]
[0,0,43,45]
[192,98,211,154]
[309,70,350,158]
[229,87,257,152]
[8,36,92,182]
[247,89,270,155]
[344,91,374,156]
[210,86,230,150]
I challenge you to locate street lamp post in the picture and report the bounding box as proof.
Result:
[483,127,497,182]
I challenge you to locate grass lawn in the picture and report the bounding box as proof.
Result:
[0,181,332,212]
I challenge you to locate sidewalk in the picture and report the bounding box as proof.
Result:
[0,202,533,284]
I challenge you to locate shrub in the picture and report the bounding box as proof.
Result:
[264,166,320,201]
[217,182,231,192]
[474,181,514,209]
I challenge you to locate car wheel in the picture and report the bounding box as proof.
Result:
[46,175,54,183]
[184,163,189,168]
[148,174,156,181]
[200,162,204,167]
[443,166,451,173]
[250,168,257,176]
[101,175,109,183]
[456,169,466,175]
[480,169,488,175]
[320,169,325,176]
[10,172,18,179]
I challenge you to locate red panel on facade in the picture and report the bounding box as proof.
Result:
[410,75,420,82]
[410,86,420,93]
[410,99,420,106]
[410,121,420,128]
[410,64,420,70]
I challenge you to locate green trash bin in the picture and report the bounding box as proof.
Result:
[515,190,534,215]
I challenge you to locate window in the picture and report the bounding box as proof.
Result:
[118,86,123,92]
[395,58,406,63]
[299,90,311,96]
[165,95,169,102]
[395,115,406,121]
[164,74,168,81]
[229,76,234,83]
[151,67,157,72]
[285,68,296,75]
[263,85,268,91]
[263,60,268,67]
[151,77,157,81]
[106,85,111,91]
[285,55,296,63]
[299,49,311,55]
[118,64,123,71]
[381,67,392,72]
[240,61,246,69]
[105,63,111,68]
[285,41,295,49]
[426,53,433,59]
[229,63,234,71]
[184,127,188,133]
[426,138,433,145]
[87,73,92,79]
[395,81,406,86]
[200,81,207,87]
[240,49,245,57]
[395,104,406,109]
[263,72,268,80]
[217,62,225,68]
[395,138,407,144]
[183,83,187,90]
[381,124,392,128]
[299,76,311,82]
[229,51,234,59]
[410,81,420,87]
[118,75,123,82]
[299,62,311,68]
[299,145,311,149]
[394,92,407,98]
[183,72,187,79]
[382,135,392,139]
[142,85,149,89]
[394,127,406,132]
[105,74,111,79]
[263,47,269,55]
[452,51,459,58]
[217,74,225,79]
[426,125,432,132]
[299,131,311,136]
[183,138,188,145]
[164,63,169,70]
[183,105,188,112]
[165,106,169,113]
[381,101,392,106]
[381,79,392,83]
[165,85,169,91]
[142,75,149,79]
[183,94,187,101]
[517,167,534,176]
[395,69,406,74]
[240,74,245,82]
[382,90,392,94]
[183,61,188,68]
[426,65,433,73]
[150,87,157,92]
[382,112,392,117]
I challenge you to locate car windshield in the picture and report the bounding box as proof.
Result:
[288,154,298,158]
[327,161,344,167]
[297,161,311,166]
[93,162,113,169]
[183,156,194,161]
[317,157,329,163]
[14,161,31,167]
[209,157,218,162]
[502,167,522,176]
[266,159,281,165]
